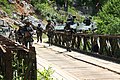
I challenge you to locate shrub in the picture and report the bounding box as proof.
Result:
[37,67,54,80]
[97,0,120,34]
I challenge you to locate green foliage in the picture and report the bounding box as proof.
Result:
[42,33,48,38]
[68,7,84,22]
[37,67,54,80]
[68,7,77,15]
[0,0,15,16]
[35,3,54,17]
[97,0,120,34]
[0,75,3,80]
[75,0,107,6]
[31,1,83,23]
[31,0,47,5]
[35,3,63,21]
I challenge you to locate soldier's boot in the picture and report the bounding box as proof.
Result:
[37,35,39,43]
[40,36,42,43]
[69,49,71,52]
[68,47,71,52]
[67,48,69,51]
[67,48,71,52]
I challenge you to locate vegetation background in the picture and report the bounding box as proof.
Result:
[0,0,119,34]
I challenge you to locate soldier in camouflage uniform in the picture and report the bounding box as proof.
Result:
[23,22,34,48]
[46,20,54,46]
[17,26,24,45]
[64,22,73,52]
[8,29,15,40]
[36,23,43,43]
[14,28,18,42]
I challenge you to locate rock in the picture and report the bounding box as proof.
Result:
[8,0,16,4]
[0,10,8,18]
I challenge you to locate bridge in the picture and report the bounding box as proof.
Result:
[35,42,120,80]
[0,31,120,80]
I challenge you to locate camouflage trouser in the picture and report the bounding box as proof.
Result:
[37,33,42,43]
[24,37,33,48]
[18,36,23,44]
[15,34,18,42]
[48,35,54,46]
[9,34,15,40]
[65,35,72,52]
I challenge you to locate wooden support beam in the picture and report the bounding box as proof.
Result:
[4,48,13,80]
[0,44,6,53]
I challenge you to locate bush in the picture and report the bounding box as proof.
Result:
[97,0,120,34]
[37,67,54,80]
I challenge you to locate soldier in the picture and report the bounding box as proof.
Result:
[51,16,57,26]
[64,22,73,52]
[36,23,43,43]
[17,26,24,44]
[23,22,34,48]
[83,17,91,26]
[8,29,15,40]
[14,28,18,42]
[46,20,54,46]
[67,14,73,25]
[46,13,51,22]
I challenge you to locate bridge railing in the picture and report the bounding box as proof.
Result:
[53,31,120,59]
[0,35,37,80]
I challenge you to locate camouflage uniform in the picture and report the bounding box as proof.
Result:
[17,26,24,44]
[36,24,43,43]
[46,21,54,46]
[14,28,18,42]
[23,23,34,48]
[8,30,15,40]
[83,17,91,26]
[64,23,73,52]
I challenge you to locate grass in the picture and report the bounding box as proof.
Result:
[37,67,55,80]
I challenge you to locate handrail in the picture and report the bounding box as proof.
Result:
[53,31,120,60]
[0,44,6,53]
[0,35,37,80]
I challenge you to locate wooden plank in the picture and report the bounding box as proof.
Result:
[0,44,6,53]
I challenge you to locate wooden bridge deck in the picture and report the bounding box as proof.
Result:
[34,41,120,80]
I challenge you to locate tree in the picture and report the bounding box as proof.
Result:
[74,0,107,15]
[97,0,120,34]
